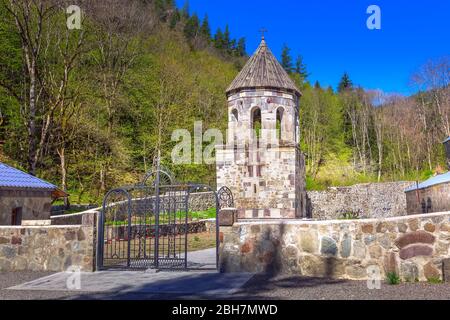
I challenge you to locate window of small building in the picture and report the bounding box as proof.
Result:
[426,198,432,213]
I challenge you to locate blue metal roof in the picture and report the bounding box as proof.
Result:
[0,162,57,190]
[405,172,450,192]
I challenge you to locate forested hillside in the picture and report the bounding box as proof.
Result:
[0,0,449,205]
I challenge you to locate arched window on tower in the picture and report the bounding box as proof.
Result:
[251,107,262,145]
[276,107,284,141]
[231,109,239,157]
[231,109,239,122]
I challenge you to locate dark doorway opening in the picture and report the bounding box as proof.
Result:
[11,207,22,225]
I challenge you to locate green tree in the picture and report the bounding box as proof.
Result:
[200,14,211,39]
[338,72,353,92]
[314,81,321,89]
[169,9,180,29]
[184,13,200,40]
[181,0,190,20]
[154,0,173,21]
[281,44,293,73]
[229,38,236,55]
[236,37,246,56]
[223,25,231,50]
[295,55,309,81]
[214,28,225,49]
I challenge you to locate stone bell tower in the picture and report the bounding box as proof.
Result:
[216,37,307,219]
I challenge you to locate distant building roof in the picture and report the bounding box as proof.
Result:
[405,172,450,192]
[226,37,301,97]
[0,162,57,190]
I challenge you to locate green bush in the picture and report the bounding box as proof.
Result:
[339,211,360,220]
[386,272,401,285]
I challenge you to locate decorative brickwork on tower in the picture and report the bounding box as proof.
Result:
[216,37,307,219]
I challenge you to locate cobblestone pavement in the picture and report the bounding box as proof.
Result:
[1,272,450,300]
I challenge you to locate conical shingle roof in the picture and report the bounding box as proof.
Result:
[226,38,301,96]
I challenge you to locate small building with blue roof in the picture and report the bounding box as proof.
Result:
[405,137,450,215]
[0,162,66,225]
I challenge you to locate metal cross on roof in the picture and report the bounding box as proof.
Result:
[259,28,268,40]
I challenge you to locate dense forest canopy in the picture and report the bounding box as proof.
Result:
[0,0,449,205]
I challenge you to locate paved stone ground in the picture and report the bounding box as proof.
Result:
[236,274,450,300]
[2,271,450,300]
[2,249,449,300]
[9,270,254,296]
[184,247,217,269]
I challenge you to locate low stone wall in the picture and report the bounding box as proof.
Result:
[51,204,98,216]
[307,182,412,220]
[131,192,216,214]
[188,192,216,212]
[105,219,216,239]
[220,212,450,281]
[51,209,100,226]
[0,225,95,272]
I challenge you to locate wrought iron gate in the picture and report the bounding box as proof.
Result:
[97,174,220,271]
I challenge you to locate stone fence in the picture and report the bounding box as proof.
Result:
[0,225,95,272]
[307,182,412,220]
[1,210,97,272]
[51,204,98,216]
[105,219,216,240]
[220,211,450,281]
[0,191,219,272]
[51,192,216,225]
[51,208,100,225]
[188,192,216,212]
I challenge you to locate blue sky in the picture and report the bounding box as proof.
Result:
[175,0,450,96]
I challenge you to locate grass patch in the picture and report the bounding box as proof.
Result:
[427,277,443,284]
[386,272,401,285]
[404,277,419,283]
[339,211,360,220]
[191,207,216,220]
[103,231,216,259]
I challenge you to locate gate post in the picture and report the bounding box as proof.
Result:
[154,165,161,269]
[126,196,132,268]
[96,207,105,271]
[218,208,238,273]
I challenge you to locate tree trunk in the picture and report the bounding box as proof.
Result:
[28,59,37,175]
[58,146,70,208]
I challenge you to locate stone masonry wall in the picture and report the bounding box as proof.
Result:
[307,182,412,220]
[217,88,306,219]
[0,189,53,225]
[0,225,95,272]
[406,183,450,215]
[51,209,100,226]
[220,211,450,281]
